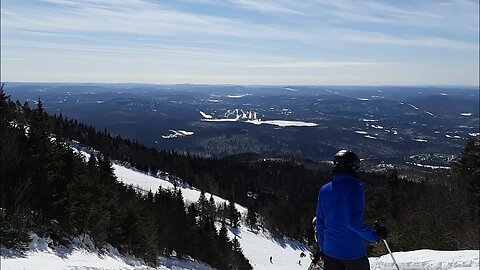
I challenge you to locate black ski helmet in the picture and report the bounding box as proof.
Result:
[333,150,360,174]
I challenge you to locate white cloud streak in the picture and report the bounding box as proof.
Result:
[1,0,478,84]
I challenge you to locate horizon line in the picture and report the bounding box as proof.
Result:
[2,81,479,88]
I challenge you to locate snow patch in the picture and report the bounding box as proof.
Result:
[362,119,379,122]
[407,162,451,170]
[460,112,472,116]
[161,130,194,139]
[227,94,249,98]
[200,111,213,119]
[200,109,317,127]
[371,125,384,130]
[408,104,420,110]
[370,249,479,270]
[202,117,240,122]
[446,134,462,139]
[246,119,318,127]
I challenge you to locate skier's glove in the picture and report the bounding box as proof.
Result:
[312,249,323,264]
[374,221,388,240]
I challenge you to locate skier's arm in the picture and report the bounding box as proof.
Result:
[315,190,325,250]
[346,185,378,242]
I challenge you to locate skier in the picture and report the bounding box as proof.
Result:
[313,150,387,270]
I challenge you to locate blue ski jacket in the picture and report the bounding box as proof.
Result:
[316,173,379,260]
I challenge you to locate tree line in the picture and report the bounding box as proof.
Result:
[0,86,252,270]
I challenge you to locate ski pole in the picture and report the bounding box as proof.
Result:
[382,239,400,270]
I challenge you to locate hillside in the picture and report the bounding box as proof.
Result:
[2,159,479,269]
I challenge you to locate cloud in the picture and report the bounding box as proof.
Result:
[1,0,311,40]
[337,30,479,50]
[225,0,304,14]
[1,0,478,85]
[1,57,27,61]
[246,61,399,69]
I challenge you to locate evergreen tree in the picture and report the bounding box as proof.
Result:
[227,198,240,228]
[246,206,257,231]
[452,137,480,248]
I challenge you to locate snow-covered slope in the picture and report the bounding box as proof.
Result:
[110,161,480,270]
[2,156,479,270]
[1,233,214,270]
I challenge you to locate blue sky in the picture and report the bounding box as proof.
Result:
[1,0,479,85]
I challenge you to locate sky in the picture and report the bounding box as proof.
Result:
[1,0,479,85]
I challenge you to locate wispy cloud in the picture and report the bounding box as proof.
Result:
[225,0,305,15]
[1,0,310,40]
[1,57,27,61]
[336,30,479,50]
[1,0,478,85]
[246,61,399,69]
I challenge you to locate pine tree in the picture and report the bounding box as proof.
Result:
[246,206,257,231]
[452,137,480,248]
[227,198,240,228]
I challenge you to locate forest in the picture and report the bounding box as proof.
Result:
[1,84,478,267]
[0,87,252,270]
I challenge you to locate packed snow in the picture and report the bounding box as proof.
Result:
[1,233,214,270]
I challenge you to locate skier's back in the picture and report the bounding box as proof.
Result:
[315,150,386,270]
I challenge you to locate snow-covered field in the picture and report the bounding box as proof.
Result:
[199,110,318,127]
[2,157,478,270]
